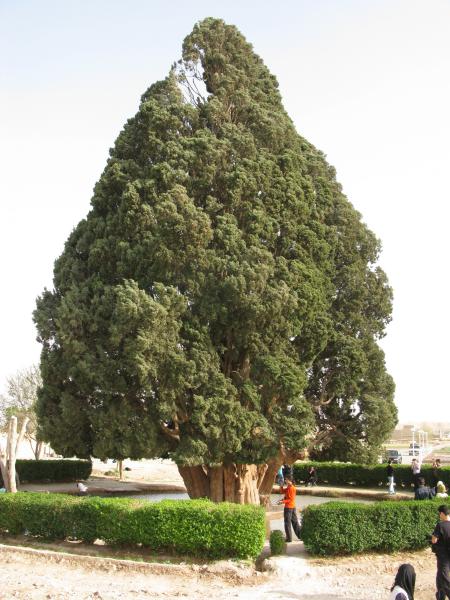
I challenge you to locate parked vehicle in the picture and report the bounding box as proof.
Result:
[385,449,402,464]
[409,442,420,456]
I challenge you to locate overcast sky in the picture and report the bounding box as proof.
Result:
[1,0,449,423]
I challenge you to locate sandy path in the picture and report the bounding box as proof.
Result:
[0,543,439,600]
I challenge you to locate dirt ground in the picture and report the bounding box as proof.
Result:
[0,542,439,600]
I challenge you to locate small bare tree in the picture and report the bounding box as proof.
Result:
[0,366,44,460]
[0,415,29,492]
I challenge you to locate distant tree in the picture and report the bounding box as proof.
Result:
[0,366,44,460]
[33,18,395,503]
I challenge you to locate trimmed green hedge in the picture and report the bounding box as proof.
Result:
[0,460,92,485]
[270,529,286,555]
[302,498,443,555]
[0,493,265,559]
[293,461,450,488]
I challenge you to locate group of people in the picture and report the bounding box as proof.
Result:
[390,504,450,600]
[387,457,448,499]
[276,464,318,487]
[277,468,450,599]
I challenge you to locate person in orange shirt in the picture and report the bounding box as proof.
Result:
[277,473,302,542]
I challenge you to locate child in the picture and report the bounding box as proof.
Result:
[389,563,415,600]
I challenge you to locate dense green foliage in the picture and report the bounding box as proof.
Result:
[0,493,265,559]
[33,18,395,470]
[269,529,286,555]
[302,499,442,555]
[293,461,450,488]
[0,459,91,485]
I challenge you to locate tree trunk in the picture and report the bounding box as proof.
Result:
[178,465,210,498]
[178,448,308,505]
[0,415,29,493]
[33,440,44,460]
[178,463,263,504]
[0,453,8,490]
[118,460,123,481]
[7,417,18,493]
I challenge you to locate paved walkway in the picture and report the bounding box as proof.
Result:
[281,483,414,500]
[20,476,186,495]
[19,478,415,499]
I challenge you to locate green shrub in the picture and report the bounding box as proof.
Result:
[302,498,442,555]
[292,461,450,489]
[1,459,92,484]
[269,529,286,555]
[0,493,265,559]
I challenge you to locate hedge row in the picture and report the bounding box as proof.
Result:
[0,460,92,485]
[293,461,450,488]
[302,498,444,555]
[0,493,265,559]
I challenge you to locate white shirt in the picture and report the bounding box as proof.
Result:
[389,585,408,600]
[77,482,88,492]
[411,462,421,474]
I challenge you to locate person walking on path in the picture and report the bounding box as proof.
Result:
[306,465,318,486]
[277,473,302,542]
[431,504,450,600]
[414,477,435,500]
[389,563,416,600]
[387,459,395,495]
[411,459,421,491]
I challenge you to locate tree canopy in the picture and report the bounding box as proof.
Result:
[34,18,395,498]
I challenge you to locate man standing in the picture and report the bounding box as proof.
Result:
[431,504,450,600]
[387,459,395,495]
[433,459,443,491]
[411,458,421,491]
[277,473,302,542]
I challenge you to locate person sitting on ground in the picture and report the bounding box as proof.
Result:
[306,465,318,486]
[277,473,302,542]
[414,477,435,500]
[436,481,449,499]
[389,563,416,600]
[76,481,88,495]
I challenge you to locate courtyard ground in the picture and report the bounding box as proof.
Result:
[0,540,439,599]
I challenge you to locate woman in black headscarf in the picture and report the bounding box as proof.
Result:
[389,563,416,600]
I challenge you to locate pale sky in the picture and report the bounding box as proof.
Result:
[1,0,449,422]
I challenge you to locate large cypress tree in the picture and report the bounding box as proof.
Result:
[34,18,395,503]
